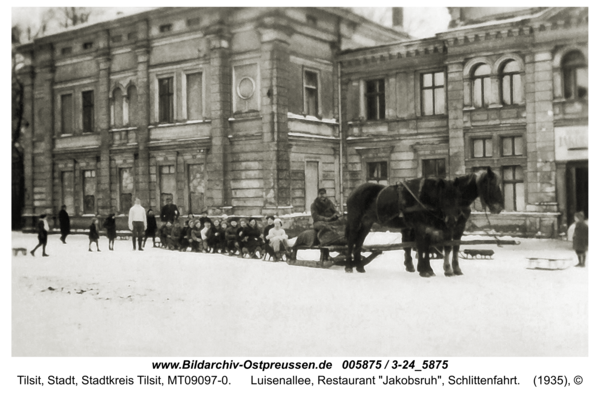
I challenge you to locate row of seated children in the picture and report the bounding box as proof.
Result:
[157,215,292,261]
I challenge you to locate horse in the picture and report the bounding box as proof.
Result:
[345,177,463,276]
[401,167,504,276]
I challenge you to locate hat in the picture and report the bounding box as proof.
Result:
[39,214,47,219]
[575,211,585,221]
[318,188,327,194]
[265,215,275,221]
[274,218,283,225]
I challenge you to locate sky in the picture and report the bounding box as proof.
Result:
[11,6,451,41]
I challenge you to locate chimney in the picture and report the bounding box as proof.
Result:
[392,7,404,30]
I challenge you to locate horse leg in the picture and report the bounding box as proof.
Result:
[452,226,466,275]
[415,234,435,278]
[401,228,415,273]
[352,224,373,273]
[452,243,463,275]
[443,244,454,277]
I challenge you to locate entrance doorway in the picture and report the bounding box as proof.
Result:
[566,161,588,223]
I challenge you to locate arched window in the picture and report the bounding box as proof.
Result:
[472,64,491,108]
[127,85,138,126]
[113,88,124,127]
[562,51,587,100]
[501,61,522,105]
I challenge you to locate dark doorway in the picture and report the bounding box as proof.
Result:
[566,161,588,224]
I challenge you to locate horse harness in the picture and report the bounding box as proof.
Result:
[374,180,461,225]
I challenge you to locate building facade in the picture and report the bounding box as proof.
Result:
[16,7,406,230]
[17,7,587,237]
[338,7,588,236]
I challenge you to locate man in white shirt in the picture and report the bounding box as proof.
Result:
[128,198,147,251]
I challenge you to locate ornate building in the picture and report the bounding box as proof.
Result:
[16,7,406,230]
[17,7,587,236]
[338,7,587,236]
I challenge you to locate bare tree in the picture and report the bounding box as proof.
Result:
[57,7,92,29]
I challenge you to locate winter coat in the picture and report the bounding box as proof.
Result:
[146,214,157,236]
[89,223,100,241]
[58,209,70,234]
[103,216,117,239]
[37,218,49,242]
[225,225,240,242]
[573,221,588,252]
[160,203,179,223]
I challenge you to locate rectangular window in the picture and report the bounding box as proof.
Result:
[502,74,522,105]
[111,35,123,43]
[127,32,137,41]
[422,72,445,116]
[119,168,134,213]
[304,70,319,117]
[61,94,73,135]
[83,170,96,214]
[502,136,524,156]
[83,42,93,50]
[473,138,493,158]
[186,73,203,120]
[158,77,174,123]
[188,164,205,213]
[367,161,388,185]
[159,24,172,33]
[61,47,72,56]
[82,91,94,133]
[422,158,446,178]
[502,166,525,212]
[160,165,176,208]
[365,79,385,120]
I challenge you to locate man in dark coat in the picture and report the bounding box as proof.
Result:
[160,198,179,224]
[58,205,70,244]
[311,188,342,232]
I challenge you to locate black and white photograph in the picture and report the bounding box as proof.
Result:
[8,2,594,393]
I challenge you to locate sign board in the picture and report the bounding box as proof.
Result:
[554,126,588,161]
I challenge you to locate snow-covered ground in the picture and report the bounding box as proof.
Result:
[12,231,587,357]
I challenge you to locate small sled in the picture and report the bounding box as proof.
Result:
[526,257,573,270]
[459,249,495,259]
[13,248,27,256]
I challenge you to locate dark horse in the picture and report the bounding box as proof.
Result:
[345,167,504,276]
[402,167,504,277]
[345,177,463,276]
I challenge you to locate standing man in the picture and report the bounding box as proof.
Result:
[160,197,179,224]
[58,205,70,244]
[128,198,147,251]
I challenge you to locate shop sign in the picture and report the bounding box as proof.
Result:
[555,126,588,161]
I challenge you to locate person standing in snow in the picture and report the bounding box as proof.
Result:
[88,217,101,252]
[103,213,117,251]
[58,205,70,244]
[128,198,147,251]
[573,211,588,267]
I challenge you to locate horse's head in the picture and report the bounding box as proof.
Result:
[476,167,504,214]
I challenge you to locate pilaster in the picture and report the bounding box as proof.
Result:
[206,23,232,212]
[135,19,151,206]
[446,60,466,175]
[96,29,111,215]
[259,16,293,214]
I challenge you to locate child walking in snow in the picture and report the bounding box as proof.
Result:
[89,217,101,252]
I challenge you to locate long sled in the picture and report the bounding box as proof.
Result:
[288,239,520,269]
